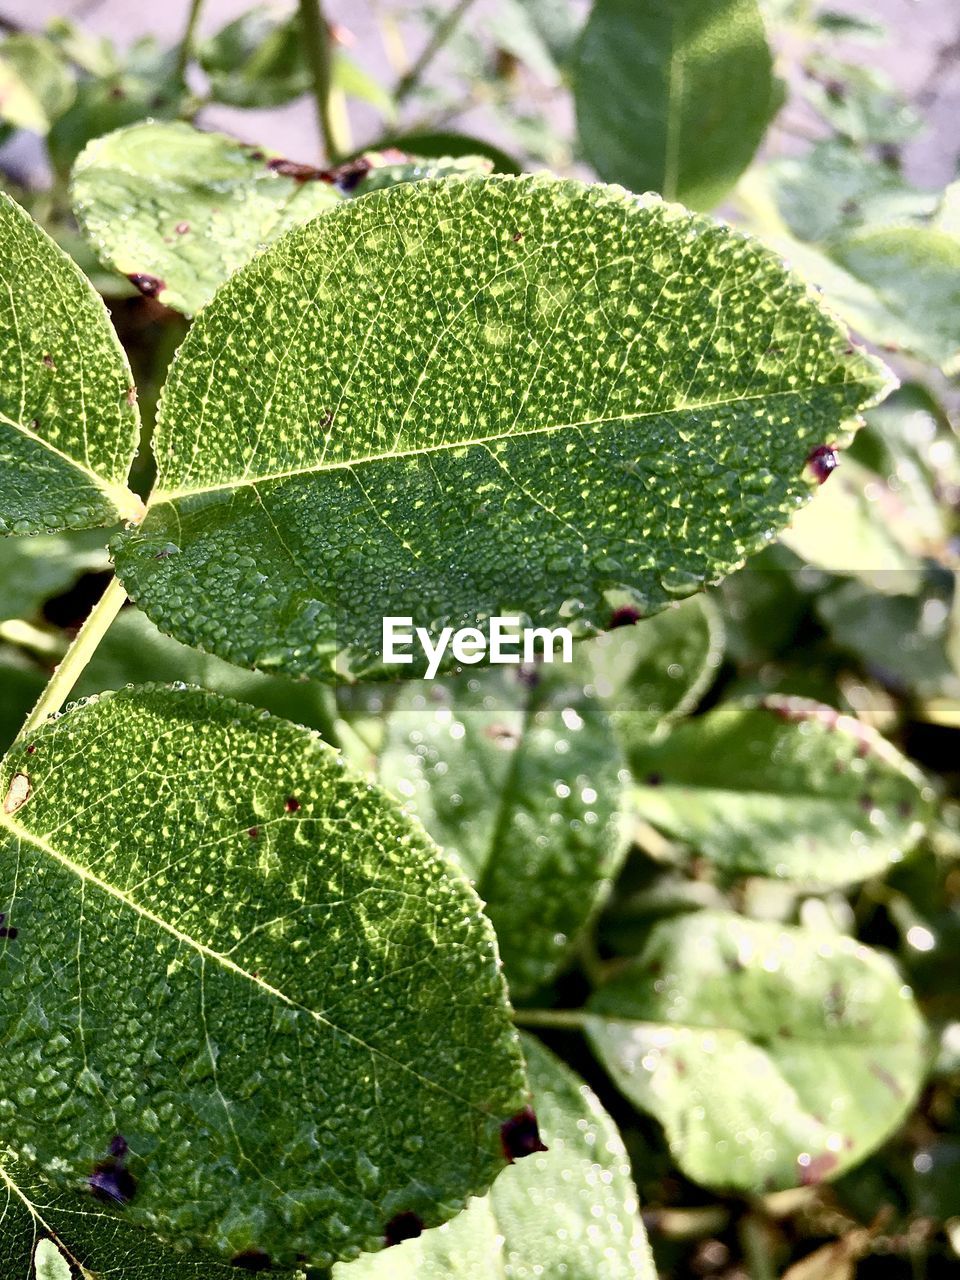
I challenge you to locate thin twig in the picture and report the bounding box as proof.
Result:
[394,0,480,105]
[298,0,341,163]
[175,0,206,85]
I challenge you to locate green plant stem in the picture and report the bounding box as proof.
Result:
[513,1007,590,1031]
[17,576,127,740]
[394,0,480,104]
[298,0,341,163]
[175,0,205,84]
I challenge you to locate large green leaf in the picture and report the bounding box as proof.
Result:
[112,175,889,681]
[0,686,528,1269]
[0,193,141,535]
[628,697,931,883]
[379,666,627,997]
[587,911,928,1192]
[573,0,776,210]
[336,1034,654,1279]
[71,122,342,316]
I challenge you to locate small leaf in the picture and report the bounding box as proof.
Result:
[379,665,627,996]
[0,686,527,1268]
[71,121,343,316]
[0,35,75,135]
[587,911,928,1192]
[112,175,890,681]
[33,1237,71,1280]
[573,0,777,210]
[628,697,931,884]
[335,1034,655,1279]
[0,193,141,534]
[198,6,311,108]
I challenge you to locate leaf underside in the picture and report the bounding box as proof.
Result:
[113,174,889,682]
[0,686,526,1269]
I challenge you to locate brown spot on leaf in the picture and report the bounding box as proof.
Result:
[127,273,165,298]
[42,353,55,369]
[230,1251,272,1272]
[89,1161,136,1205]
[247,827,259,840]
[608,606,641,629]
[126,386,138,407]
[267,157,326,182]
[806,444,839,484]
[4,773,31,815]
[500,1107,547,1162]
[385,1211,424,1246]
[799,1151,838,1185]
[512,230,523,242]
[175,221,190,235]
[870,1061,904,1099]
[323,155,373,192]
[284,796,301,813]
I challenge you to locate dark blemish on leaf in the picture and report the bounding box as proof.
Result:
[826,981,846,1022]
[42,353,55,369]
[126,386,137,407]
[230,1251,272,1271]
[320,408,335,430]
[109,85,126,100]
[516,665,540,689]
[799,1152,838,1186]
[806,444,839,484]
[500,1107,547,1162]
[778,1025,792,1038]
[153,548,176,560]
[25,744,36,755]
[3,772,31,815]
[109,1134,128,1158]
[385,1211,424,1246]
[608,606,641,629]
[512,230,523,242]
[673,1056,687,1078]
[645,773,663,787]
[248,827,259,840]
[89,1163,136,1205]
[284,796,301,813]
[248,149,266,161]
[859,793,873,812]
[267,157,325,182]
[0,913,18,940]
[127,273,165,298]
[870,1061,904,1098]
[31,418,40,430]
[323,156,373,192]
[175,221,190,235]
[897,799,913,818]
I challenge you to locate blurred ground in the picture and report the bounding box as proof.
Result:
[0,0,957,187]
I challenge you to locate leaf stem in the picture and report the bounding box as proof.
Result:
[175,0,205,85]
[513,1007,590,1031]
[298,0,341,163]
[17,576,127,741]
[394,0,480,104]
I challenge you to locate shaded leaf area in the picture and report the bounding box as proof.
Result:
[0,193,141,534]
[587,912,927,1192]
[336,1034,654,1280]
[574,0,776,210]
[628,697,931,883]
[379,665,627,997]
[113,174,888,681]
[0,1153,307,1279]
[0,530,109,624]
[0,686,527,1268]
[573,596,723,742]
[72,608,340,742]
[71,121,493,315]
[0,654,45,753]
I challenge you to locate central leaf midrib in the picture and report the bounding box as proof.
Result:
[149,382,836,505]
[0,810,495,1119]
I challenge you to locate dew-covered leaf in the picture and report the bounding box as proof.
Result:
[71,122,343,316]
[379,665,626,997]
[0,1152,302,1279]
[112,174,889,681]
[829,227,960,372]
[0,193,141,535]
[628,696,931,883]
[573,0,776,210]
[335,1034,654,1280]
[0,685,527,1269]
[587,911,928,1192]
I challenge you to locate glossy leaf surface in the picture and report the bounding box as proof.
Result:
[0,193,140,534]
[112,175,889,681]
[0,686,527,1268]
[587,911,927,1191]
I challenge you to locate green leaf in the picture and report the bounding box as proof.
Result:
[0,1152,299,1279]
[0,35,75,135]
[830,227,960,372]
[0,685,527,1268]
[355,153,494,195]
[71,121,343,316]
[576,596,723,741]
[111,175,890,681]
[198,6,311,108]
[628,697,931,883]
[587,911,928,1192]
[333,51,396,121]
[573,0,776,210]
[72,607,339,741]
[0,530,110,623]
[379,666,627,997]
[335,1034,654,1279]
[368,131,522,175]
[0,193,141,534]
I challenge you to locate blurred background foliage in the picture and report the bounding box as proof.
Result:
[1,1,959,1277]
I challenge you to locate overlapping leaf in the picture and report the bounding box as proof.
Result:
[629,696,931,883]
[587,911,928,1192]
[0,686,527,1269]
[573,0,777,210]
[111,174,889,681]
[0,193,141,534]
[379,665,627,996]
[336,1034,654,1279]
